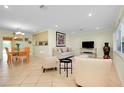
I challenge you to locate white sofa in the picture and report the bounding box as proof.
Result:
[53,47,74,59]
[74,57,112,86]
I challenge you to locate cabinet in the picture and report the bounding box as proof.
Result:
[80,48,97,58]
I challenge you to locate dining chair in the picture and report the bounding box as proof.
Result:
[25,47,30,63]
[15,48,25,62]
[11,47,17,61]
[15,47,30,63]
[11,47,16,54]
[5,47,12,64]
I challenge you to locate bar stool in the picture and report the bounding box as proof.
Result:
[59,58,72,77]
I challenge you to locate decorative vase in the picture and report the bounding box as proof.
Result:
[103,42,110,59]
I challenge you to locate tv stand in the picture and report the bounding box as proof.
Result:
[80,48,97,58]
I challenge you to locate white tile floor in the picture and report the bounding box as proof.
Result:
[0,56,122,87]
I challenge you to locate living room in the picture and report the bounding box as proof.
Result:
[0,2,124,90]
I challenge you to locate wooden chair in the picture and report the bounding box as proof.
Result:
[25,47,30,63]
[11,47,17,61]
[16,47,30,63]
[5,47,12,64]
[11,47,16,55]
[10,47,20,62]
[15,48,24,62]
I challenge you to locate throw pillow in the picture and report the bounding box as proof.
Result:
[57,48,61,53]
[60,48,63,53]
[67,47,70,52]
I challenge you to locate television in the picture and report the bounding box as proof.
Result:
[82,41,94,48]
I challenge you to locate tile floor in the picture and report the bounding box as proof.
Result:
[0,56,122,87]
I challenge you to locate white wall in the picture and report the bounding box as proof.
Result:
[33,29,71,57]
[48,29,56,56]
[69,30,113,58]
[33,46,49,57]
[66,32,71,47]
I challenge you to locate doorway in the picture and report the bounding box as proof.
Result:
[2,40,12,62]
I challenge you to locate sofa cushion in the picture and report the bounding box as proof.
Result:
[53,47,74,59]
[60,48,63,53]
[59,52,74,59]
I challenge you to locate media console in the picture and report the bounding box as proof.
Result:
[80,48,97,58]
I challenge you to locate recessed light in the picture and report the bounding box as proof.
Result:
[88,13,92,17]
[55,25,58,27]
[4,5,8,9]
[96,27,99,30]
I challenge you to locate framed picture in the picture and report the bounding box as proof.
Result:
[56,32,66,47]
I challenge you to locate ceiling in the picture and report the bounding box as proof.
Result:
[0,5,120,33]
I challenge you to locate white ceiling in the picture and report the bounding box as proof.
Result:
[0,5,120,33]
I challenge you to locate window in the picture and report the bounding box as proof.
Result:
[116,26,121,52]
[122,24,124,53]
[115,17,124,55]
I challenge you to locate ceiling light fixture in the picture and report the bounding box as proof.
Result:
[15,31,21,35]
[4,5,8,9]
[88,13,92,17]
[15,31,25,35]
[15,25,25,35]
